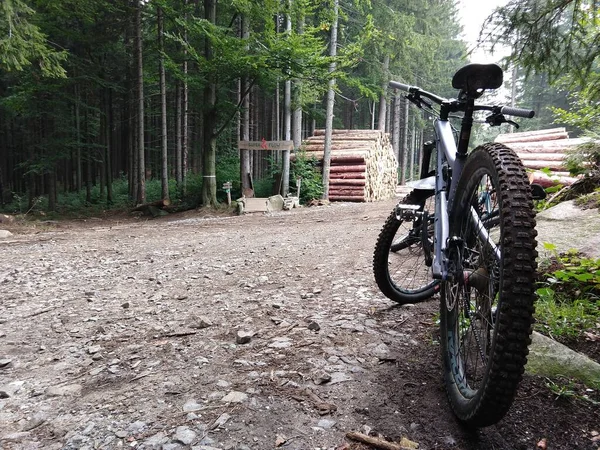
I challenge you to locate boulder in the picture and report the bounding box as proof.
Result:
[526,331,600,387]
[267,195,284,211]
[536,200,600,258]
[0,230,13,239]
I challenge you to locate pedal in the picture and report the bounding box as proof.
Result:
[395,204,421,221]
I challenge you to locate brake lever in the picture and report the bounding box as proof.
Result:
[506,119,519,129]
[406,92,433,110]
[405,93,422,109]
[485,113,520,129]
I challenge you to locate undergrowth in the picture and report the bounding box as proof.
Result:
[535,243,600,340]
[291,151,323,204]
[0,176,206,219]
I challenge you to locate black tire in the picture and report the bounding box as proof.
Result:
[440,143,537,427]
[373,189,439,304]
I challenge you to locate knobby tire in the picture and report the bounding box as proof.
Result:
[440,143,537,427]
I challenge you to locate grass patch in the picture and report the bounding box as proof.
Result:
[535,244,600,339]
[534,289,599,339]
[575,189,600,210]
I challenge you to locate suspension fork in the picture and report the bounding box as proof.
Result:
[432,99,476,281]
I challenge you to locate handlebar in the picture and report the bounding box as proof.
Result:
[499,106,535,118]
[389,80,447,106]
[389,80,413,92]
[389,80,535,119]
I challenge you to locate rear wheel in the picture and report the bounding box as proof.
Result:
[440,143,537,427]
[373,189,438,304]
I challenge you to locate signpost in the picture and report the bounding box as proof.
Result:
[222,181,232,205]
[238,139,294,197]
[238,139,293,151]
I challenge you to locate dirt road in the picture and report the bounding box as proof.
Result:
[0,200,598,450]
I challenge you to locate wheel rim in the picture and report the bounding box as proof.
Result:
[445,172,502,396]
[387,196,436,295]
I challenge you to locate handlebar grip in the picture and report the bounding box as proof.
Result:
[500,106,535,118]
[389,80,413,92]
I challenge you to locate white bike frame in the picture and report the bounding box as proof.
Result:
[431,120,500,280]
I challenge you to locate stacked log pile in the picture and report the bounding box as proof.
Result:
[297,129,398,202]
[495,128,584,187]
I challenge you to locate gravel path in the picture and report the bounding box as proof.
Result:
[1,200,598,450]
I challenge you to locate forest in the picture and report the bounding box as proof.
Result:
[0,0,598,214]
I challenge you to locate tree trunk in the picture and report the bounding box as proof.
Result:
[135,0,146,204]
[510,63,518,134]
[47,170,56,211]
[370,101,375,130]
[408,113,415,180]
[105,89,113,205]
[84,97,92,204]
[182,0,189,194]
[292,7,304,150]
[0,164,4,207]
[240,15,251,194]
[322,0,338,200]
[377,54,389,131]
[282,1,292,196]
[75,84,82,192]
[176,82,183,189]
[201,0,218,207]
[158,6,169,202]
[131,107,138,202]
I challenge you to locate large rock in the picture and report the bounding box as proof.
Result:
[0,230,13,239]
[0,214,14,224]
[526,331,600,387]
[267,195,284,211]
[536,200,600,258]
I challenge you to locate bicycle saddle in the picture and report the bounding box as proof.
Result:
[452,63,503,98]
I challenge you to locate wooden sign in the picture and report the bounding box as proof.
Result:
[238,139,293,151]
[222,182,232,190]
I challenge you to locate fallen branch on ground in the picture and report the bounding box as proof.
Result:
[346,431,415,450]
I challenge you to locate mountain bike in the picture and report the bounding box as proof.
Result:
[373,63,543,427]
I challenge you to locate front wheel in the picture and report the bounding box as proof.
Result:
[440,143,537,427]
[373,189,439,304]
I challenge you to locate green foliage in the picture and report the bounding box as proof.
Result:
[290,151,323,204]
[541,250,600,296]
[531,179,564,211]
[178,175,204,209]
[0,0,469,211]
[535,246,600,339]
[535,288,599,339]
[249,155,283,198]
[574,189,600,210]
[0,0,67,77]
[565,138,600,177]
[545,378,599,404]
[488,0,600,95]
[551,78,600,133]
[215,153,241,202]
[252,178,275,198]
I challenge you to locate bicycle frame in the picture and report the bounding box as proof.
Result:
[432,119,462,280]
[393,71,535,282]
[431,117,500,280]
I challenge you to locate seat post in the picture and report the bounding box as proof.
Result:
[457,97,475,156]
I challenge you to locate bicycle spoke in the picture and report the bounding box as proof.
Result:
[374,193,438,302]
